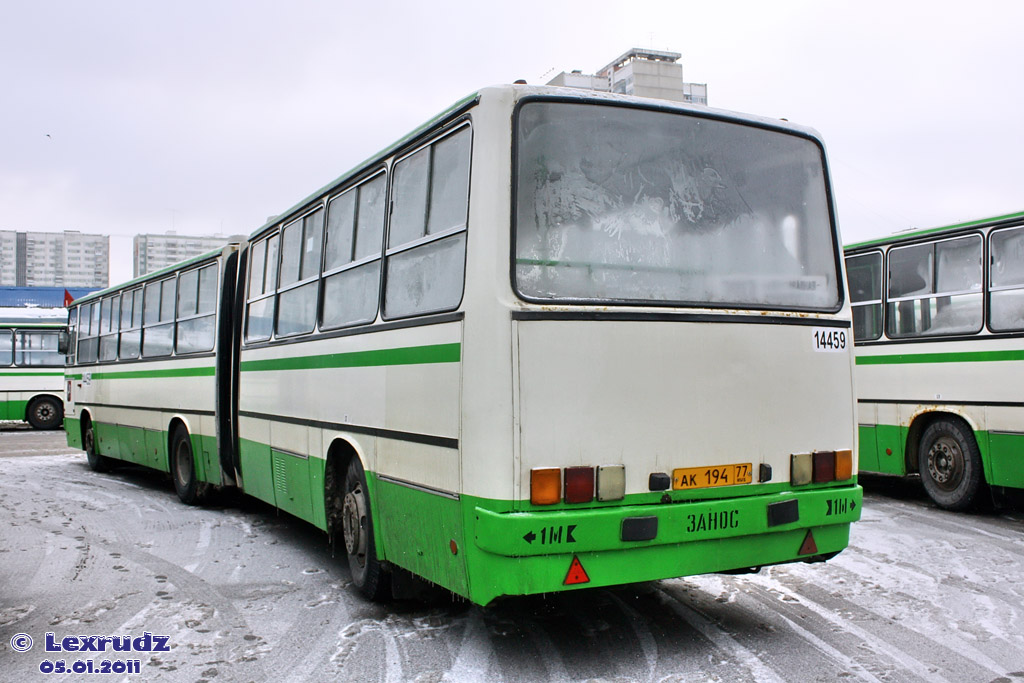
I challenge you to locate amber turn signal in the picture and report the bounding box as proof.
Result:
[530,467,561,505]
[835,449,854,480]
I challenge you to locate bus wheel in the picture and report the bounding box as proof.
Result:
[919,419,983,511]
[27,396,63,430]
[83,419,111,473]
[341,458,389,601]
[171,426,202,506]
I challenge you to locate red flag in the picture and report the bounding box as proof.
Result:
[63,289,74,307]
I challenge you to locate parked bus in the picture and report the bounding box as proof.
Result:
[1,321,66,429]
[64,84,861,606]
[63,248,238,482]
[845,211,1024,510]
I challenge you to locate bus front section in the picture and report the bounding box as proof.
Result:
[468,95,860,605]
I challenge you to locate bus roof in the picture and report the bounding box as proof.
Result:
[69,245,235,307]
[247,90,482,242]
[247,84,828,243]
[845,209,1024,251]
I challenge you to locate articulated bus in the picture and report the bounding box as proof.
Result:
[64,85,861,606]
[1,321,66,429]
[846,211,1024,510]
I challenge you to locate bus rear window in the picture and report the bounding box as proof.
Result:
[514,102,840,311]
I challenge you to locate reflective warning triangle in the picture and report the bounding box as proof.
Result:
[798,530,818,555]
[563,555,590,585]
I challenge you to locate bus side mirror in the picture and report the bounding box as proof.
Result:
[57,331,70,355]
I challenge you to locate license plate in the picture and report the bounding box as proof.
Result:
[672,463,753,490]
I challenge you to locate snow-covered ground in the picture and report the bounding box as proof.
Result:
[1,430,1022,682]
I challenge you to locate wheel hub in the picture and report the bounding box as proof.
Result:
[342,487,366,558]
[928,437,962,489]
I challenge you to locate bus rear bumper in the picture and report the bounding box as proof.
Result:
[468,485,861,604]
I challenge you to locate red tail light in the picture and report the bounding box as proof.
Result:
[564,467,595,504]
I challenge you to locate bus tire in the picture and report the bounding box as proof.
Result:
[171,426,203,506]
[83,418,112,473]
[27,395,63,430]
[341,458,389,601]
[919,418,984,511]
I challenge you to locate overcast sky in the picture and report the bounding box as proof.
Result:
[3,0,1023,286]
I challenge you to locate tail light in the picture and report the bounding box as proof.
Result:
[597,465,625,501]
[791,449,854,486]
[564,467,595,503]
[530,468,561,505]
[531,464,625,504]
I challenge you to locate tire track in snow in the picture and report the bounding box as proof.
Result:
[655,583,786,683]
[744,571,997,683]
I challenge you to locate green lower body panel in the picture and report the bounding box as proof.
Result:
[985,431,1024,488]
[235,438,325,527]
[65,417,82,449]
[271,448,314,522]
[238,438,276,505]
[0,399,28,422]
[861,420,1024,489]
[376,483,861,606]
[857,424,907,476]
[468,523,851,605]
[65,416,226,483]
[372,475,470,598]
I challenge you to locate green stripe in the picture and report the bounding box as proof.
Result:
[89,366,215,380]
[240,343,460,373]
[857,349,1024,365]
[2,370,64,376]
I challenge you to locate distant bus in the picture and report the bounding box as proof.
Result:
[846,211,1024,510]
[0,322,66,429]
[64,84,861,606]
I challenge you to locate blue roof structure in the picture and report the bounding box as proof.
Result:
[0,286,98,308]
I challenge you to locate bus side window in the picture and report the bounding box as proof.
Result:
[846,252,882,341]
[322,172,386,329]
[276,208,323,337]
[66,306,78,365]
[15,331,62,366]
[119,288,143,360]
[176,264,217,353]
[990,226,1024,331]
[886,236,982,338]
[384,125,471,319]
[246,234,278,342]
[78,302,99,364]
[0,329,12,366]
[142,278,175,357]
[98,295,120,362]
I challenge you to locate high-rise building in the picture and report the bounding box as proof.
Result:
[547,48,708,105]
[0,230,109,288]
[133,232,242,277]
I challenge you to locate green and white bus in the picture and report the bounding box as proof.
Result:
[64,246,238,488]
[846,211,1024,510]
[1,320,66,429]
[65,84,861,606]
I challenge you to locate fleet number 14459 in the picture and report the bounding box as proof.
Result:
[812,328,847,352]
